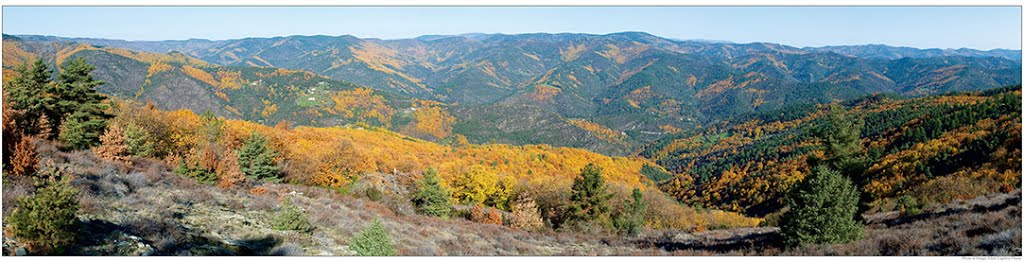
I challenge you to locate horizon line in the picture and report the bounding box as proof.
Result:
[5,31,1021,52]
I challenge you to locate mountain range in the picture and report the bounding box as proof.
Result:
[4,32,1021,155]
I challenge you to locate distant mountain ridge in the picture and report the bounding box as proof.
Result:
[4,32,1020,156]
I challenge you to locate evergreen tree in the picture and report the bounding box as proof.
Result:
[350,219,396,256]
[57,102,109,150]
[8,174,80,255]
[237,132,281,182]
[780,165,862,247]
[410,168,452,218]
[5,59,53,136]
[811,104,867,178]
[567,163,612,224]
[51,57,106,139]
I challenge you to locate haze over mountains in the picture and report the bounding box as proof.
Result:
[4,32,1021,155]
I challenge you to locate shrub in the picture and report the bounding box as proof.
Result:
[237,132,281,182]
[470,204,503,225]
[271,200,314,233]
[410,168,452,218]
[566,163,612,225]
[780,165,863,247]
[8,175,80,255]
[365,187,384,201]
[895,195,923,216]
[350,219,396,256]
[509,191,544,231]
[613,188,646,236]
[10,137,39,177]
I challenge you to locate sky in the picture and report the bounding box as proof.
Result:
[2,6,1021,50]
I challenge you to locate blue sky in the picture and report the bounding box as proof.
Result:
[3,6,1021,50]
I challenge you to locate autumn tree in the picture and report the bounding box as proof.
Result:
[93,124,130,162]
[10,137,39,177]
[780,166,862,247]
[509,191,544,231]
[567,163,613,226]
[237,132,281,182]
[410,168,453,218]
[470,204,503,225]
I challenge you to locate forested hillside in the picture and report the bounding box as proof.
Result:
[9,33,1021,155]
[642,85,1022,217]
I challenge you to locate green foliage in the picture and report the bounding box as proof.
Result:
[895,195,923,216]
[567,163,612,225]
[350,219,396,256]
[271,200,314,233]
[639,164,673,183]
[123,123,155,157]
[52,57,108,139]
[613,188,646,236]
[780,165,863,247]
[811,105,868,179]
[57,102,110,150]
[8,175,80,255]
[237,132,281,182]
[5,59,54,136]
[174,161,217,184]
[410,168,453,218]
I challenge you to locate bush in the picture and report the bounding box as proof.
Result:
[613,188,646,236]
[237,132,281,182]
[895,195,923,216]
[271,200,314,233]
[8,175,80,255]
[350,219,396,256]
[410,168,452,218]
[509,191,544,231]
[567,163,612,225]
[780,165,863,247]
[470,204,502,225]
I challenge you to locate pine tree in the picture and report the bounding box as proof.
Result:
[567,163,612,225]
[50,57,107,139]
[350,219,396,256]
[812,105,867,179]
[5,59,53,136]
[57,102,109,150]
[780,165,863,247]
[237,132,281,182]
[410,168,452,218]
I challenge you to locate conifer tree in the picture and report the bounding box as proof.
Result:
[410,168,452,218]
[567,163,612,225]
[237,132,281,182]
[780,165,862,247]
[350,219,396,256]
[5,59,53,136]
[614,188,646,236]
